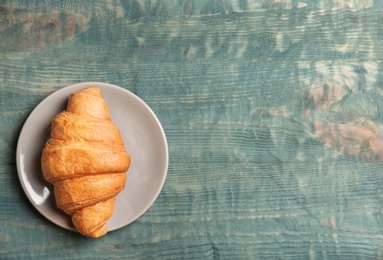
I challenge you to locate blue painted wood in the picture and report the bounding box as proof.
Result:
[1,0,383,258]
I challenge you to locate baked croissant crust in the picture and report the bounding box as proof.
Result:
[41,87,131,238]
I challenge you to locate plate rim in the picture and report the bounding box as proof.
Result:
[16,82,169,233]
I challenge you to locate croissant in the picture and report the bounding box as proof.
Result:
[41,87,131,238]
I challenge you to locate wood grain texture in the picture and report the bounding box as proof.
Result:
[1,0,383,258]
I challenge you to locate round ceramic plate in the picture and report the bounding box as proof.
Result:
[16,82,168,233]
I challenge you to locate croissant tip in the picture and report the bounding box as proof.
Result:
[81,224,108,238]
[82,86,101,95]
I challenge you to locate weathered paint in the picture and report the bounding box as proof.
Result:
[1,0,383,258]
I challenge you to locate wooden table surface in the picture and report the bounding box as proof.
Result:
[2,0,383,259]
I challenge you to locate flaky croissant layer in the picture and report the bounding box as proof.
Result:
[41,87,131,238]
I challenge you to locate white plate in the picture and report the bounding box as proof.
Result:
[16,82,168,233]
